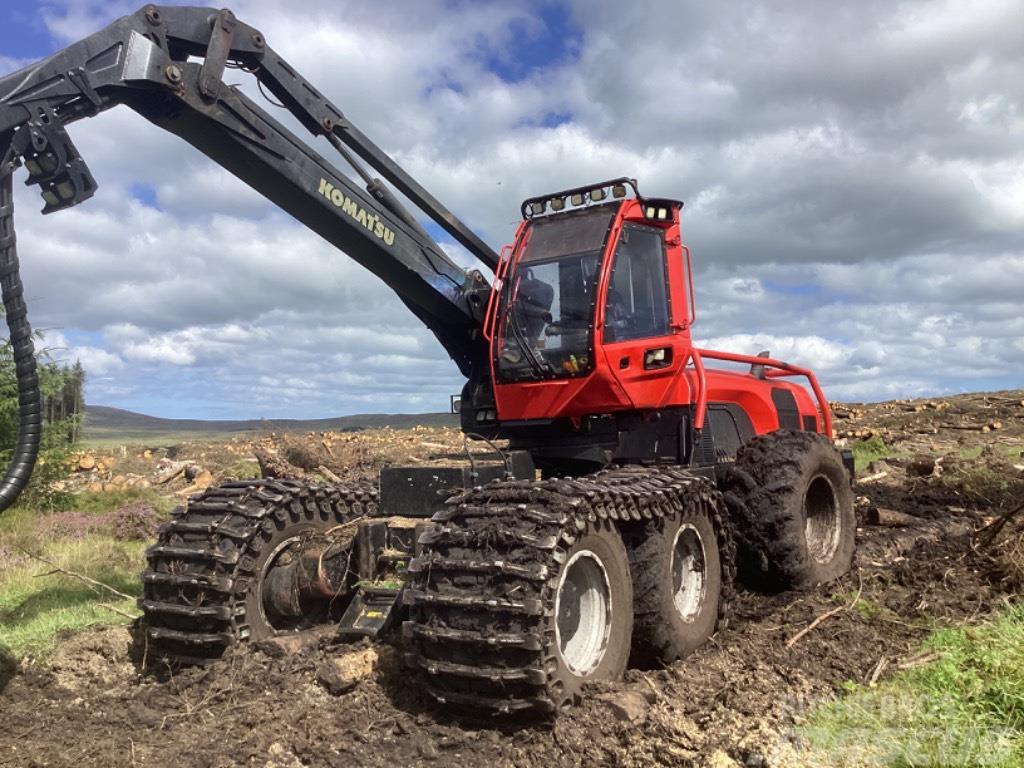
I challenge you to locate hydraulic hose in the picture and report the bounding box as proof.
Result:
[0,155,42,512]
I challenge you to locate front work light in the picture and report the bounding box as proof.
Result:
[644,204,671,221]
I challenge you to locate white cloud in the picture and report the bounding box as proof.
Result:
[1,0,1021,418]
[37,330,124,376]
[68,346,124,376]
[121,339,196,366]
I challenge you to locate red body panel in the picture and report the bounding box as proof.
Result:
[495,364,822,437]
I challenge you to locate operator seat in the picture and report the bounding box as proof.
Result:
[517,271,554,340]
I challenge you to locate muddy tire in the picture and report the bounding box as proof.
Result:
[407,513,632,715]
[625,499,726,666]
[731,430,855,590]
[140,479,375,663]
[549,522,633,698]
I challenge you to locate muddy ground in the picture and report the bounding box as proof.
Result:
[1,391,1022,768]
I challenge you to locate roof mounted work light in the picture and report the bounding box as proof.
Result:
[640,197,683,223]
[520,177,639,218]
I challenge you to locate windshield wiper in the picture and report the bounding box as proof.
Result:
[503,303,554,379]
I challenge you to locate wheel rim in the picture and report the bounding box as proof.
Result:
[258,533,308,633]
[555,550,612,675]
[804,474,840,563]
[672,523,707,623]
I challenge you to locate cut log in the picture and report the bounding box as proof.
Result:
[418,441,449,451]
[317,465,342,483]
[867,507,922,527]
[155,463,186,484]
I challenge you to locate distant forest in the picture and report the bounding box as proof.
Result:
[0,338,85,451]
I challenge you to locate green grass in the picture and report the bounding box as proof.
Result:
[853,436,894,473]
[71,486,175,516]
[959,444,1022,462]
[80,430,247,449]
[0,538,144,660]
[0,491,156,661]
[802,604,1024,767]
[851,595,883,621]
[225,458,262,481]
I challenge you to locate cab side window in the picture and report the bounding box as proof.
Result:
[602,224,670,343]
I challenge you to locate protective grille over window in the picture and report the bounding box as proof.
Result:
[520,206,615,263]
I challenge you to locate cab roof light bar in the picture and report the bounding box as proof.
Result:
[521,176,639,219]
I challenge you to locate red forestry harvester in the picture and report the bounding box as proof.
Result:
[0,6,855,715]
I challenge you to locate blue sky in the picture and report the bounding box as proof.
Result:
[0,1,55,58]
[1,0,1021,419]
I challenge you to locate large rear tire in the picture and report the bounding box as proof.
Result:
[731,430,855,590]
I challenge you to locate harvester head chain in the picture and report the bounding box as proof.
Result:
[139,477,377,666]
[404,464,735,716]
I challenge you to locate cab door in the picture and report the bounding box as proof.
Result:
[597,221,689,409]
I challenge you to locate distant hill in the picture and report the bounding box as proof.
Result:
[83,405,459,441]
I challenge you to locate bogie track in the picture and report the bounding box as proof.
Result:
[141,479,377,664]
[405,465,735,715]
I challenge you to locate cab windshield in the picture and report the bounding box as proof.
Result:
[495,206,616,382]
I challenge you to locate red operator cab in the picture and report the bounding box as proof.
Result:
[482,179,833,458]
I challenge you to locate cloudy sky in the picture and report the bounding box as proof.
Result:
[1,0,1021,419]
